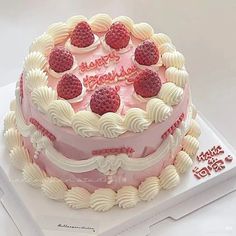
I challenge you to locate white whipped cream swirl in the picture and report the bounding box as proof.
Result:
[124,108,151,132]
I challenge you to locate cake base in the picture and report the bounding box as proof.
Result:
[1,83,236,236]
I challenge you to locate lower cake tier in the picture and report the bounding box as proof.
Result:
[4,95,201,211]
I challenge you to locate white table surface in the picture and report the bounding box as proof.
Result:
[0,0,236,235]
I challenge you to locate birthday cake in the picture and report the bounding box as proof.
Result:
[3,14,201,211]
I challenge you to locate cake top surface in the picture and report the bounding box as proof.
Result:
[23,14,188,138]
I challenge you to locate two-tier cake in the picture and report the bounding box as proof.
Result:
[3,14,201,211]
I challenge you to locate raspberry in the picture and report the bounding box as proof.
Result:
[133,69,162,98]
[49,47,74,73]
[57,73,82,100]
[134,41,159,66]
[90,87,121,115]
[105,22,130,50]
[70,21,95,48]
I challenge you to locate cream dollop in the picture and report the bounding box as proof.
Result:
[158,82,184,106]
[138,177,160,201]
[151,33,172,47]
[66,15,87,31]
[90,188,116,212]
[31,86,57,113]
[182,135,199,157]
[116,186,139,208]
[113,16,134,32]
[162,51,185,69]
[98,113,126,138]
[4,128,22,150]
[65,187,91,209]
[174,151,193,174]
[146,98,173,123]
[22,163,47,188]
[71,111,100,137]
[89,14,112,32]
[47,22,69,44]
[29,33,54,56]
[41,177,67,200]
[188,119,201,138]
[159,165,180,190]
[165,67,189,88]
[132,23,154,40]
[9,146,31,170]
[4,111,16,131]
[124,108,151,132]
[23,52,47,73]
[10,99,16,111]
[25,68,48,91]
[47,100,74,127]
[158,43,176,55]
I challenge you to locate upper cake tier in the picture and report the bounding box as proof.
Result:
[20,14,190,160]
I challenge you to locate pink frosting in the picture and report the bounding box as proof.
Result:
[23,136,181,192]
[19,32,191,191]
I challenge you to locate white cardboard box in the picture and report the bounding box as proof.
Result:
[1,83,236,236]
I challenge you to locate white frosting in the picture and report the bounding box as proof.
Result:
[47,100,74,127]
[65,35,100,54]
[90,188,116,212]
[162,51,185,69]
[146,98,173,123]
[112,16,134,32]
[98,113,127,138]
[132,23,154,40]
[159,165,180,190]
[71,111,100,137]
[23,52,47,73]
[47,22,69,44]
[4,111,16,131]
[138,177,160,201]
[41,177,67,200]
[4,128,22,150]
[116,186,139,208]
[30,130,43,149]
[31,86,57,113]
[165,67,189,88]
[25,68,48,91]
[188,119,201,138]
[65,187,90,209]
[158,43,176,55]
[89,14,112,32]
[124,108,151,132]
[22,163,47,188]
[151,33,172,47]
[29,33,54,56]
[182,135,199,157]
[191,104,197,119]
[174,151,193,174]
[10,99,16,111]
[158,82,184,106]
[66,15,87,31]
[9,146,31,170]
